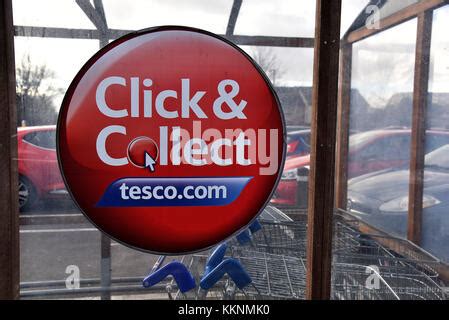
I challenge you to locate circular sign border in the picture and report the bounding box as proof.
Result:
[56,25,287,255]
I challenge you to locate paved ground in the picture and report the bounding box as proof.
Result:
[20,223,164,281]
[20,198,175,298]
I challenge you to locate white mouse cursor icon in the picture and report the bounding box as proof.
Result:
[144,152,156,172]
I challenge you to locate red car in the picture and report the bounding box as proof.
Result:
[17,125,66,211]
[271,154,310,207]
[286,129,310,159]
[272,129,449,207]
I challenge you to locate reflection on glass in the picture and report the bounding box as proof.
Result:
[343,5,420,194]
[235,0,316,37]
[331,212,445,300]
[240,46,314,211]
[12,0,94,29]
[18,126,64,211]
[103,0,233,33]
[340,0,370,35]
[340,5,448,302]
[346,19,418,239]
[351,19,417,133]
[423,5,449,263]
[347,135,449,237]
[346,20,417,239]
[14,2,316,298]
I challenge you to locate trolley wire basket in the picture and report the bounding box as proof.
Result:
[245,220,308,257]
[235,214,447,300]
[333,214,443,274]
[331,215,446,300]
[332,263,403,300]
[141,209,447,300]
[332,262,446,300]
[237,213,388,259]
[229,247,307,299]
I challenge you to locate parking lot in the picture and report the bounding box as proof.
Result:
[20,199,168,298]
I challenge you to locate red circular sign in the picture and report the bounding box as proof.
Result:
[57,26,285,254]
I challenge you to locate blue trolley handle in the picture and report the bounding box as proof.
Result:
[142,261,196,293]
[248,220,262,234]
[204,243,228,275]
[200,258,252,290]
[235,220,262,245]
[236,229,252,245]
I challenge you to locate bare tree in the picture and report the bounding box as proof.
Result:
[16,55,62,126]
[251,47,285,86]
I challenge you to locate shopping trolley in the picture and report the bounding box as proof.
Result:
[142,246,255,300]
[227,247,307,299]
[234,211,380,259]
[331,263,402,300]
[331,262,446,300]
[244,219,308,257]
[167,238,304,300]
[142,240,307,300]
[331,215,447,300]
[241,214,447,300]
[141,208,447,300]
[229,214,308,259]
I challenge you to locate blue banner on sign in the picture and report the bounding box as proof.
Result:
[96,177,253,207]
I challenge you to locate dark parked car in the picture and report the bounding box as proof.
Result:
[347,144,449,263]
[272,129,449,208]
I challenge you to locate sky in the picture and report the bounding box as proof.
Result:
[11,0,449,110]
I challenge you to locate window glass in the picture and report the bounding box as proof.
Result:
[286,130,311,157]
[336,3,448,302]
[426,145,449,169]
[235,0,316,37]
[351,19,417,132]
[103,0,233,34]
[340,0,370,34]
[23,130,56,149]
[349,131,375,149]
[422,5,449,263]
[12,0,94,29]
[346,19,417,240]
[12,0,448,301]
[425,133,449,152]
[13,0,316,300]
[240,46,314,127]
[356,134,411,162]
